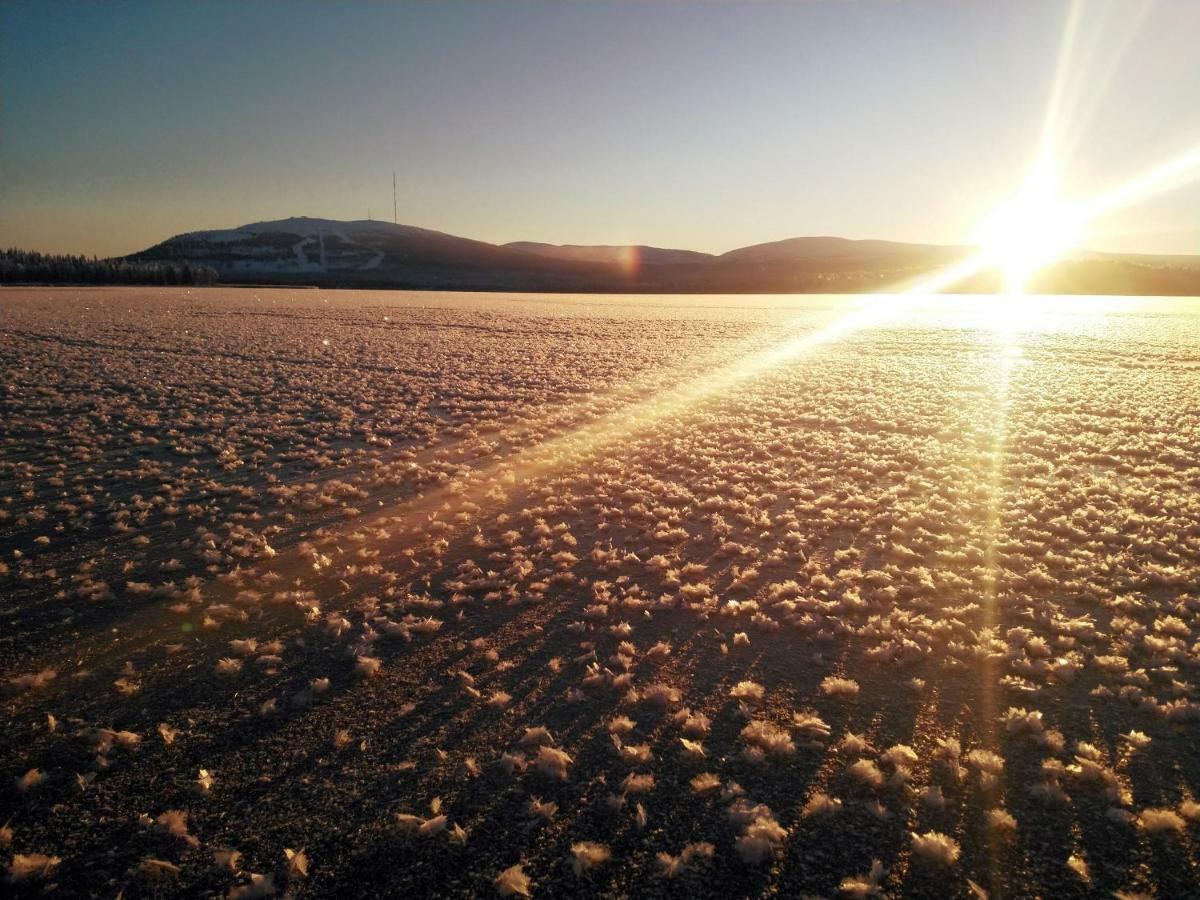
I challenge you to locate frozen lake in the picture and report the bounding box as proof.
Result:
[2,286,1199,897]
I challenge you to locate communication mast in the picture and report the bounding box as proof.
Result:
[393,171,398,224]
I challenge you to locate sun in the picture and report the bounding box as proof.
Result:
[975,173,1085,294]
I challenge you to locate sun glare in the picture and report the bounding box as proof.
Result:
[975,174,1085,294]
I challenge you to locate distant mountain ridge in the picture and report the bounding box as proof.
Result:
[127,216,1200,295]
[504,242,715,267]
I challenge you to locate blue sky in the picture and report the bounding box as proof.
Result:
[1,0,1197,257]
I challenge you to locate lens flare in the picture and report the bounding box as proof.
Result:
[975,174,1085,294]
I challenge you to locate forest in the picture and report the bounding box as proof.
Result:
[0,248,218,286]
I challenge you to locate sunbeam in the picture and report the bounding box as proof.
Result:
[6,3,1200,895]
[1083,140,1200,222]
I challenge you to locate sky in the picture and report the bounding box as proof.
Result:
[1,0,1198,258]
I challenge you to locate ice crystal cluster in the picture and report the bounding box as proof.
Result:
[1,288,1198,896]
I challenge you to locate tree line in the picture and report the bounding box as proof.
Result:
[0,248,219,286]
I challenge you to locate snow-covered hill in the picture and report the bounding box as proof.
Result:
[127,217,1200,294]
[130,217,513,276]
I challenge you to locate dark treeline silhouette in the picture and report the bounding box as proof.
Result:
[0,248,218,286]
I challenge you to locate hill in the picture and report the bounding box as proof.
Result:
[123,217,1200,294]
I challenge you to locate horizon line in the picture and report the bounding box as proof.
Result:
[107,214,1199,262]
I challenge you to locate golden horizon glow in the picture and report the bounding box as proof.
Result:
[974,172,1085,295]
[962,132,1200,313]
